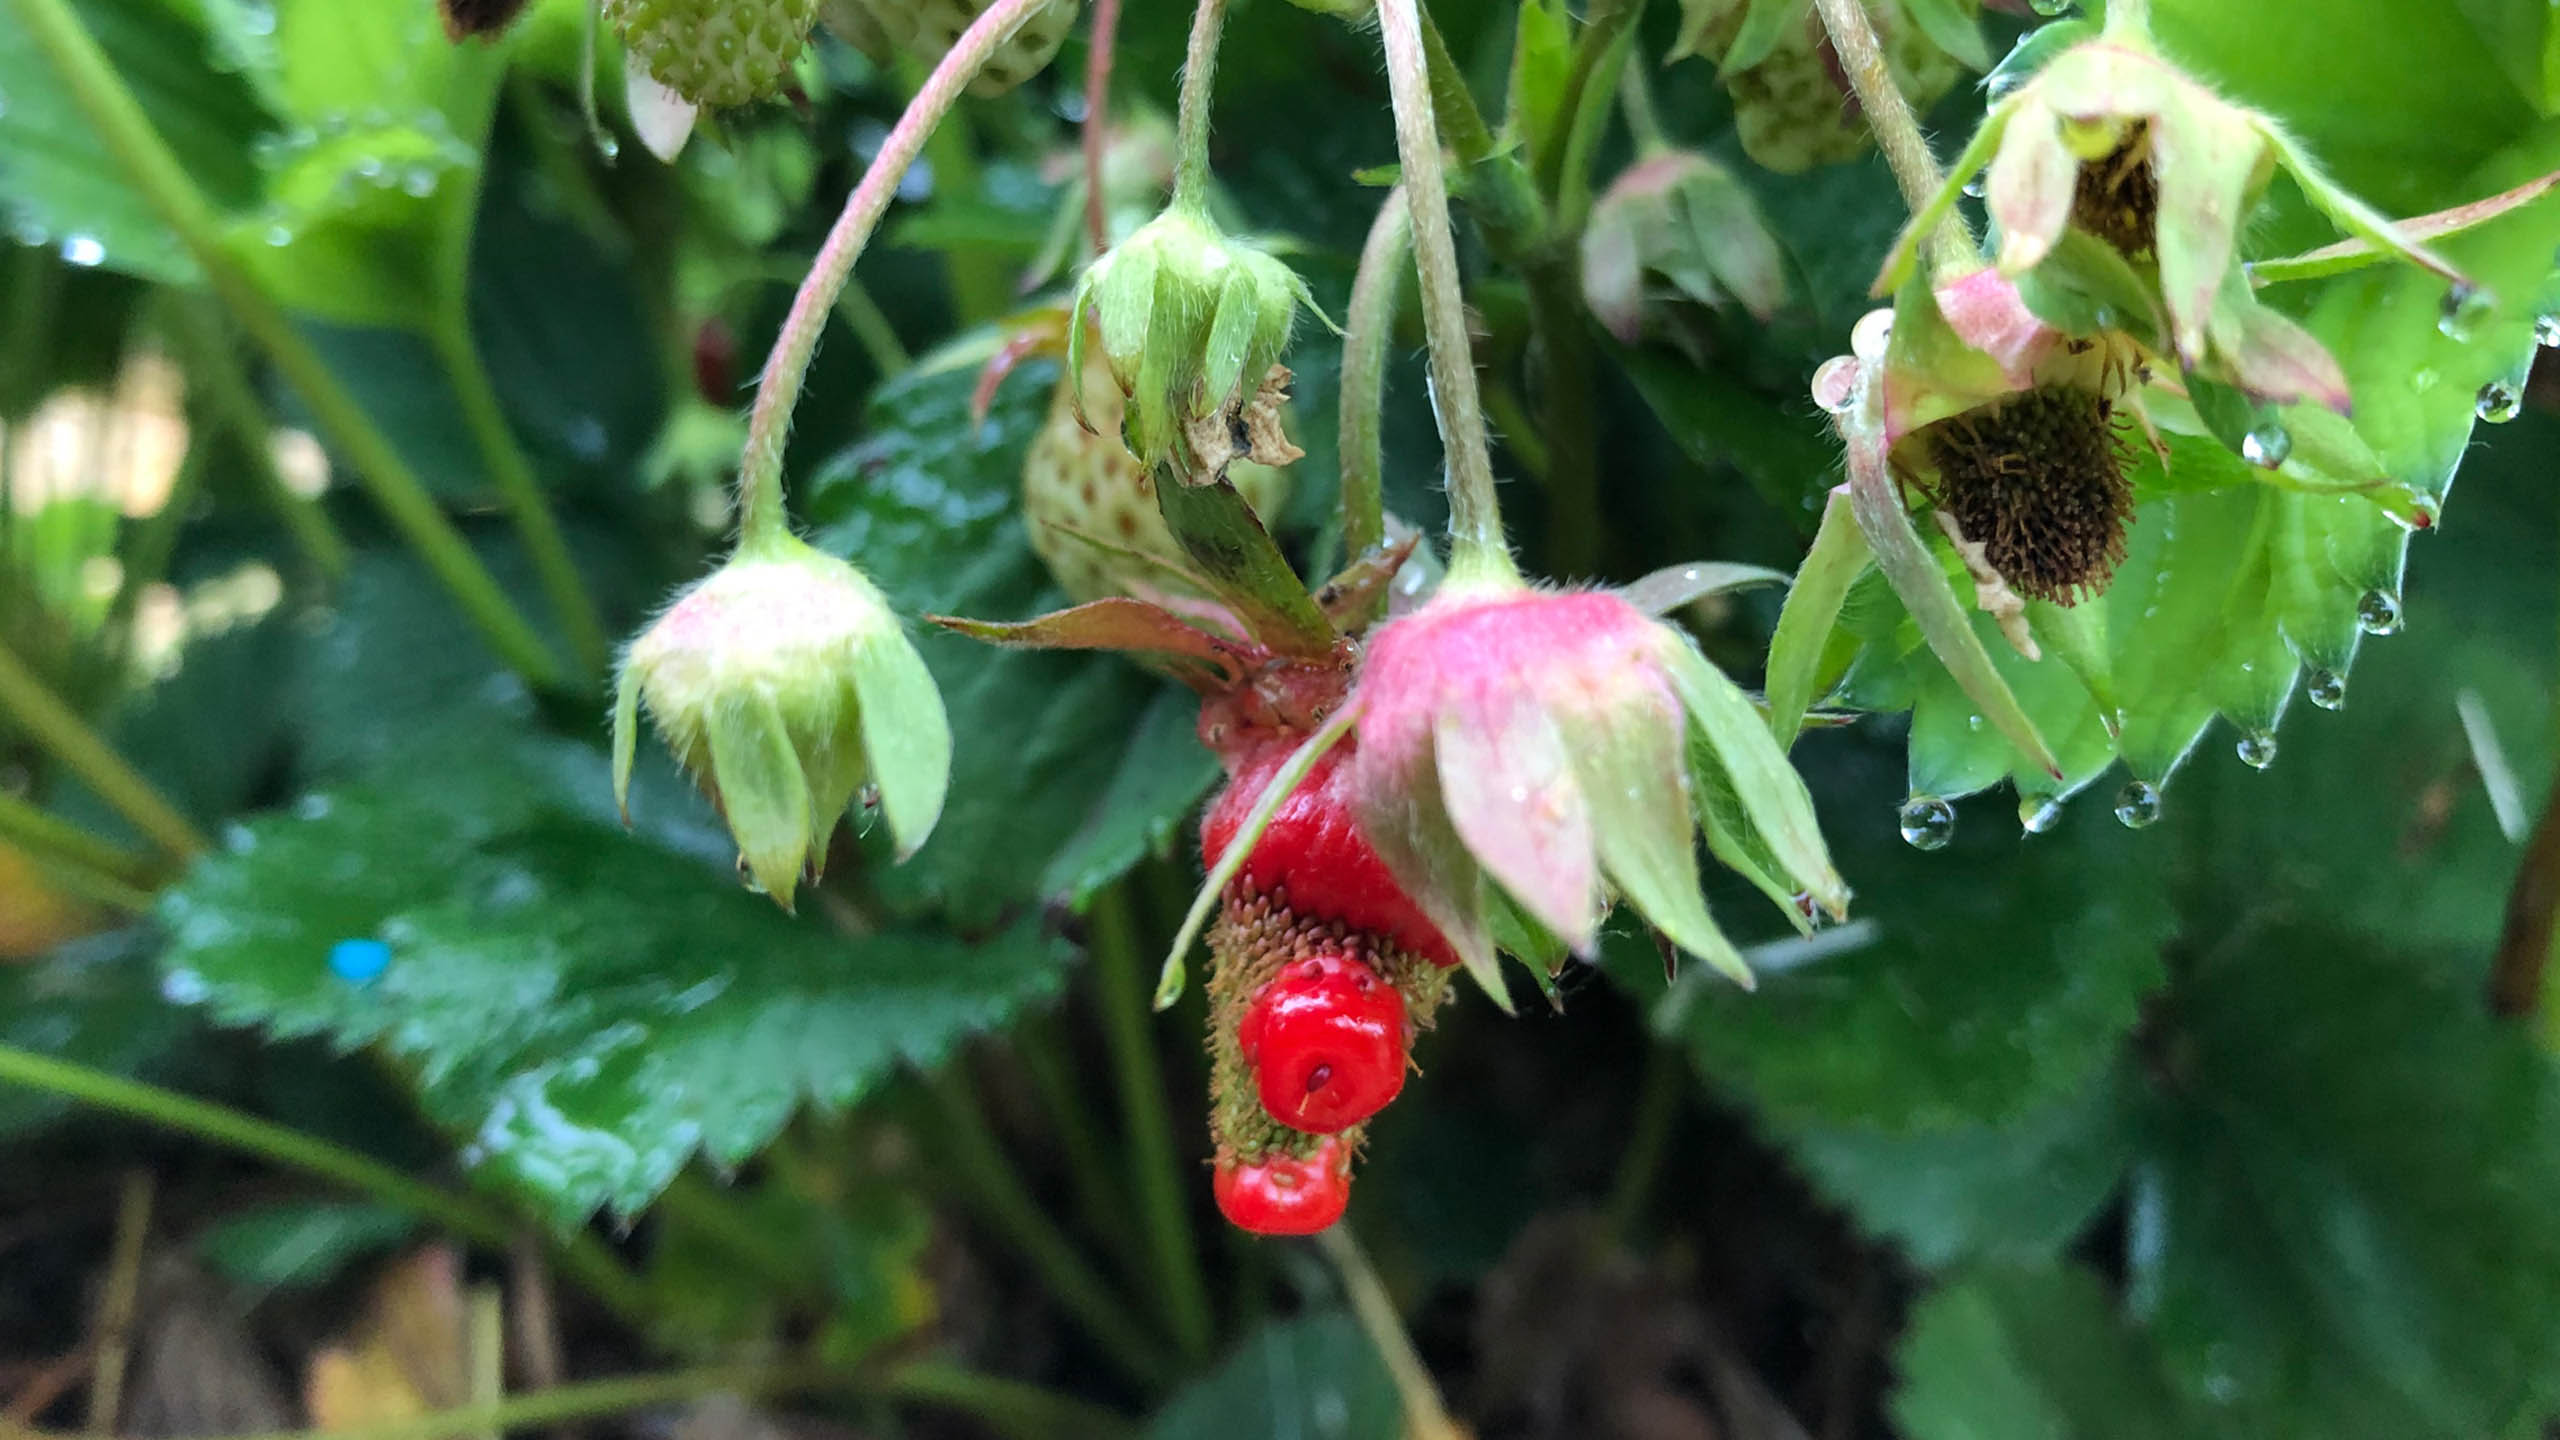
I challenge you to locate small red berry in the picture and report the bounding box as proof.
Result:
[1213,1138,1350,1236]
[1202,743,1458,967]
[1236,953,1407,1134]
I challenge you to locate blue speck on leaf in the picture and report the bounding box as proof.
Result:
[328,939,392,985]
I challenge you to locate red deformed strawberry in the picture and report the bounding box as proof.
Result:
[1213,1136,1351,1236]
[1236,952,1407,1134]
[1201,741,1458,969]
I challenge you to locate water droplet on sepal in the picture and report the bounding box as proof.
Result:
[2019,796,2063,835]
[2476,379,2523,423]
[2536,313,2560,348]
[2240,422,2290,469]
[2235,732,2278,770]
[2355,589,2403,635]
[2305,668,2347,710]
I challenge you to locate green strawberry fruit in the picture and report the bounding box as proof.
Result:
[1023,347,1293,605]
[822,0,1076,96]
[606,0,821,108]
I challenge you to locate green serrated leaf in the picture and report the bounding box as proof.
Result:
[1894,1262,2193,1440]
[1636,794,2170,1133]
[1037,686,1220,908]
[0,0,272,284]
[1783,1072,2137,1270]
[157,750,1071,1226]
[1146,1311,1401,1439]
[2141,934,2560,1436]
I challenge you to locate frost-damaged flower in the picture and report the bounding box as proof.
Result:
[1346,571,1847,999]
[1068,202,1319,474]
[1877,12,2466,412]
[614,533,951,910]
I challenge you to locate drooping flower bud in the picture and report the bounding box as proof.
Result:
[1347,581,1847,999]
[1879,22,2465,410]
[1581,149,1791,344]
[1067,204,1317,475]
[613,533,950,910]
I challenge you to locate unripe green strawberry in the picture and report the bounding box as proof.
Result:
[1674,0,1970,173]
[821,0,1076,96]
[1022,346,1293,604]
[606,0,820,108]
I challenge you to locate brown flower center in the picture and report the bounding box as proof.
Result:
[1919,385,2133,605]
[2071,123,2158,262]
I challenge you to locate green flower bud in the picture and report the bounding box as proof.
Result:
[1067,203,1317,474]
[613,534,951,909]
[1581,149,1791,344]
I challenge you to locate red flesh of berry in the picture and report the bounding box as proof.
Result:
[1201,743,1458,967]
[1237,953,1408,1133]
[1213,1137,1351,1235]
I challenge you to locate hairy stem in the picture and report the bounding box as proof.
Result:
[1809,0,1971,276]
[737,0,1064,544]
[129,1366,855,1440]
[1339,187,1412,570]
[7,0,566,689]
[1083,0,1126,253]
[1603,1041,1683,1243]
[1088,884,1215,1361]
[1377,0,1515,582]
[1170,0,1230,212]
[1319,1228,1466,1440]
[0,1045,651,1328]
[432,316,607,677]
[164,300,350,579]
[1618,46,1668,154]
[0,787,157,890]
[0,636,205,860]
[923,1065,1172,1389]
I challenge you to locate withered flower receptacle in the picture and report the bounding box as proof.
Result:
[1878,19,2464,413]
[614,533,951,910]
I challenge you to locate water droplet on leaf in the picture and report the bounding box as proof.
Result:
[1897,795,1956,850]
[2113,780,2161,829]
[2306,668,2347,710]
[2027,0,2072,14]
[2020,797,2063,834]
[2355,588,2403,635]
[2438,281,2493,341]
[2235,732,2277,770]
[58,233,104,267]
[2537,313,2560,348]
[2476,379,2523,423]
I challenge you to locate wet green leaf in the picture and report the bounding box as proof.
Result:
[1147,1311,1400,1439]
[0,930,197,1140]
[157,748,1071,1226]
[1894,1263,2192,1440]
[197,1200,419,1290]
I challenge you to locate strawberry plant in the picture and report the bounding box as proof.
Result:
[1,0,2558,1434]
